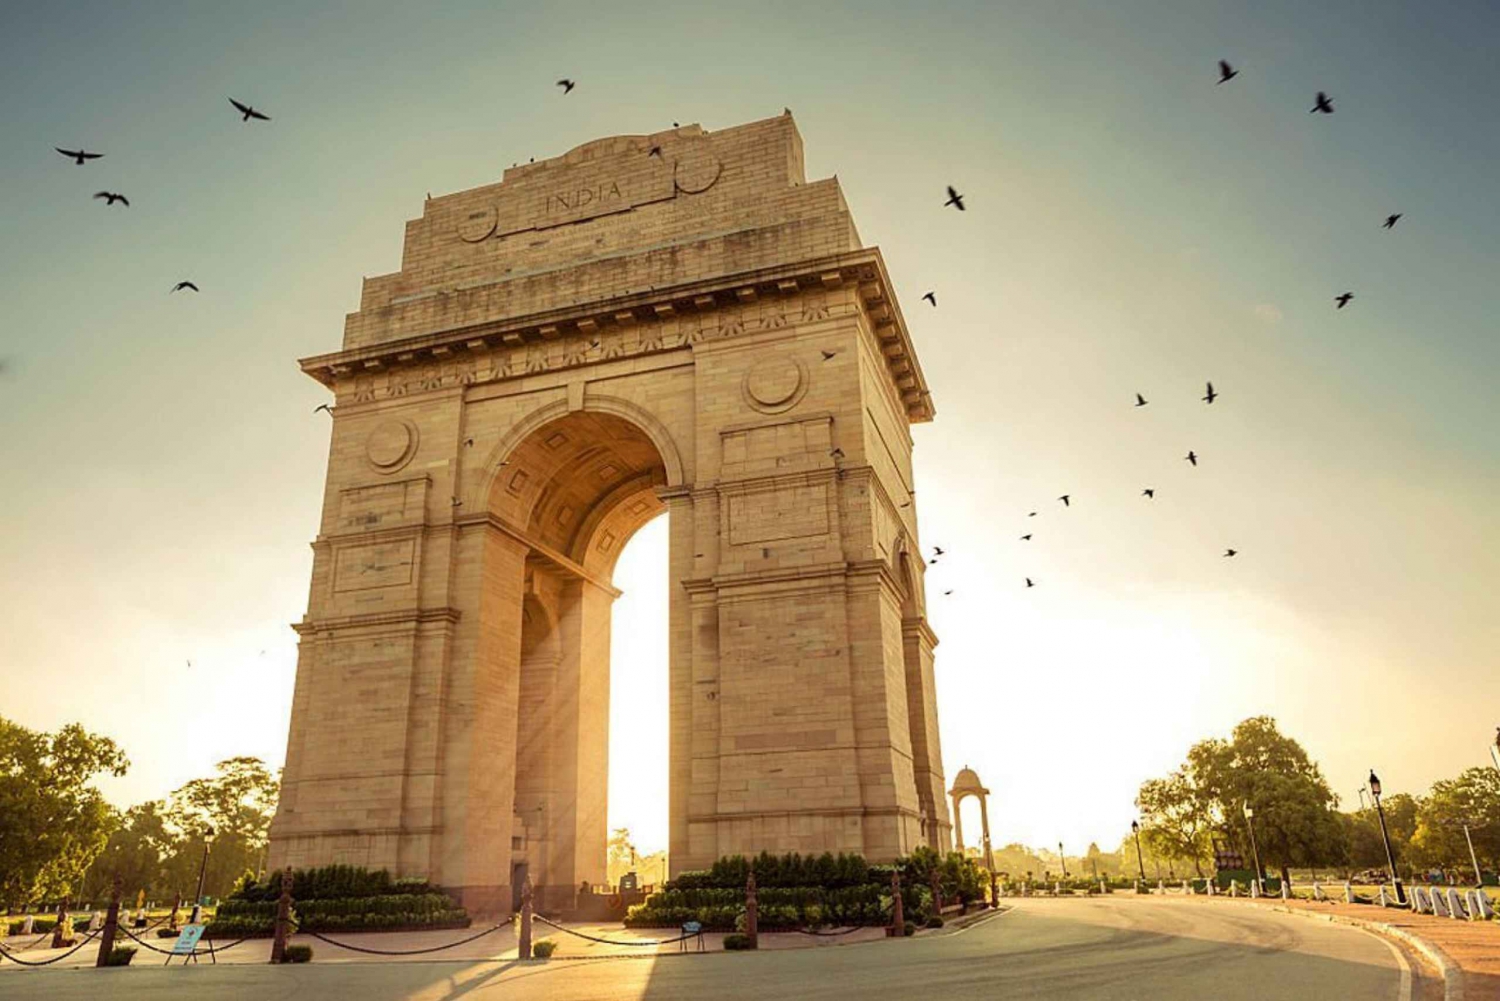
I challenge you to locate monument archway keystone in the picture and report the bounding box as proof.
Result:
[269,113,951,915]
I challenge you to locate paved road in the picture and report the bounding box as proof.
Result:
[1,896,1427,1000]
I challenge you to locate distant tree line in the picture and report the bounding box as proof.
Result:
[0,715,279,910]
[1129,715,1500,882]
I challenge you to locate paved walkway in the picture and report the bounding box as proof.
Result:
[0,897,1422,1000]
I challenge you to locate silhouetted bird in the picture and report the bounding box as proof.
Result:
[1202,381,1218,404]
[929,558,938,565]
[922,291,937,307]
[943,590,953,596]
[933,546,945,556]
[93,191,128,206]
[648,146,662,157]
[1028,511,1037,517]
[943,185,965,211]
[1223,548,1238,558]
[314,404,333,415]
[1310,91,1334,114]
[171,281,199,293]
[1058,495,1071,507]
[1142,488,1155,498]
[557,79,576,94]
[229,98,270,122]
[830,447,845,460]
[464,437,475,447]
[821,349,837,360]
[1185,450,1198,467]
[1217,60,1238,84]
[1020,534,1032,541]
[1025,578,1035,588]
[1135,393,1148,407]
[1335,292,1354,309]
[1383,213,1402,229]
[55,147,102,164]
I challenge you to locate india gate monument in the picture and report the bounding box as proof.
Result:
[268,112,951,914]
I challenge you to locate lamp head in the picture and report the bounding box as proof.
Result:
[1368,770,1381,797]
[1131,819,1139,833]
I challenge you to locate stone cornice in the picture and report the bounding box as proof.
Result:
[299,248,934,423]
[292,606,462,635]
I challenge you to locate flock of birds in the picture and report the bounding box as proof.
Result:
[50,98,272,294]
[920,60,1406,591]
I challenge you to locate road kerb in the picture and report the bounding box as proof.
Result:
[1259,902,1464,1001]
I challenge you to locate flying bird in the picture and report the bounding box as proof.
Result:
[1135,393,1148,407]
[1020,534,1032,541]
[1025,578,1035,588]
[1223,548,1238,558]
[1028,511,1037,517]
[943,185,965,211]
[557,79,576,94]
[229,97,270,122]
[1383,213,1402,229]
[1202,381,1218,404]
[933,546,945,556]
[171,281,199,293]
[93,191,128,206]
[821,349,837,360]
[314,403,333,415]
[1142,488,1155,498]
[1310,91,1334,114]
[1185,450,1198,466]
[1335,292,1354,309]
[55,147,103,165]
[1217,60,1238,84]
[943,590,953,596]
[921,291,937,307]
[1058,495,1070,507]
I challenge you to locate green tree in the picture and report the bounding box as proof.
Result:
[1411,768,1500,875]
[0,717,128,907]
[83,800,181,902]
[1187,717,1347,882]
[1136,769,1213,877]
[161,757,279,900]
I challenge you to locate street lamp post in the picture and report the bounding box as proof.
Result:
[190,824,216,923]
[1131,820,1147,888]
[1368,770,1406,905]
[1460,820,1484,888]
[1058,842,1068,879]
[1491,726,1500,774]
[1241,801,1264,895]
[1357,787,1369,811]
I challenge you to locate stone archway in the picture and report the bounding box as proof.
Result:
[269,112,951,915]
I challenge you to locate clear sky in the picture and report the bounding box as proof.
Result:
[2,1,1496,858]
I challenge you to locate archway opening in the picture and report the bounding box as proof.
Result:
[485,408,671,909]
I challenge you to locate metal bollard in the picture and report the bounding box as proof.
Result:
[95,876,122,967]
[890,869,904,936]
[744,870,758,949]
[270,870,294,964]
[518,878,534,959]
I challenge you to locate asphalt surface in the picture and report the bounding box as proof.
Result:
[1,896,1425,1000]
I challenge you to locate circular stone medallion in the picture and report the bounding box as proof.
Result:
[673,142,723,195]
[743,357,806,414]
[366,419,418,472]
[456,205,498,243]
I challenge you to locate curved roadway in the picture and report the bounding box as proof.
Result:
[2,896,1427,1000]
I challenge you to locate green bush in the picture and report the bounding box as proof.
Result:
[902,921,916,937]
[722,933,755,950]
[282,944,313,963]
[104,946,136,967]
[156,927,180,939]
[531,939,557,958]
[228,865,439,904]
[925,915,944,929]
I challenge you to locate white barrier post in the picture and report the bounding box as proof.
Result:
[1312,880,1324,901]
[1250,879,1260,899]
[1446,887,1467,920]
[1431,887,1449,918]
[1378,884,1391,907]
[1471,889,1494,920]
[1344,881,1355,904]
[20,915,34,934]
[1413,886,1430,914]
[1281,881,1290,901]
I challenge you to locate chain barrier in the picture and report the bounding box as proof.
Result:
[793,922,878,937]
[533,914,695,947]
[116,923,251,957]
[0,927,103,967]
[304,916,514,956]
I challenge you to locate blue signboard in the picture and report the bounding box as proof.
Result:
[171,924,205,955]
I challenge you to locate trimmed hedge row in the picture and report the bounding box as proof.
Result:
[624,884,890,930]
[670,852,874,890]
[229,864,437,903]
[218,893,458,920]
[205,907,470,939]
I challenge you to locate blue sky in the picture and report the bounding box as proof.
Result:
[2,1,1496,854]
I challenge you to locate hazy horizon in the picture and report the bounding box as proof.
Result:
[2,1,1496,858]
